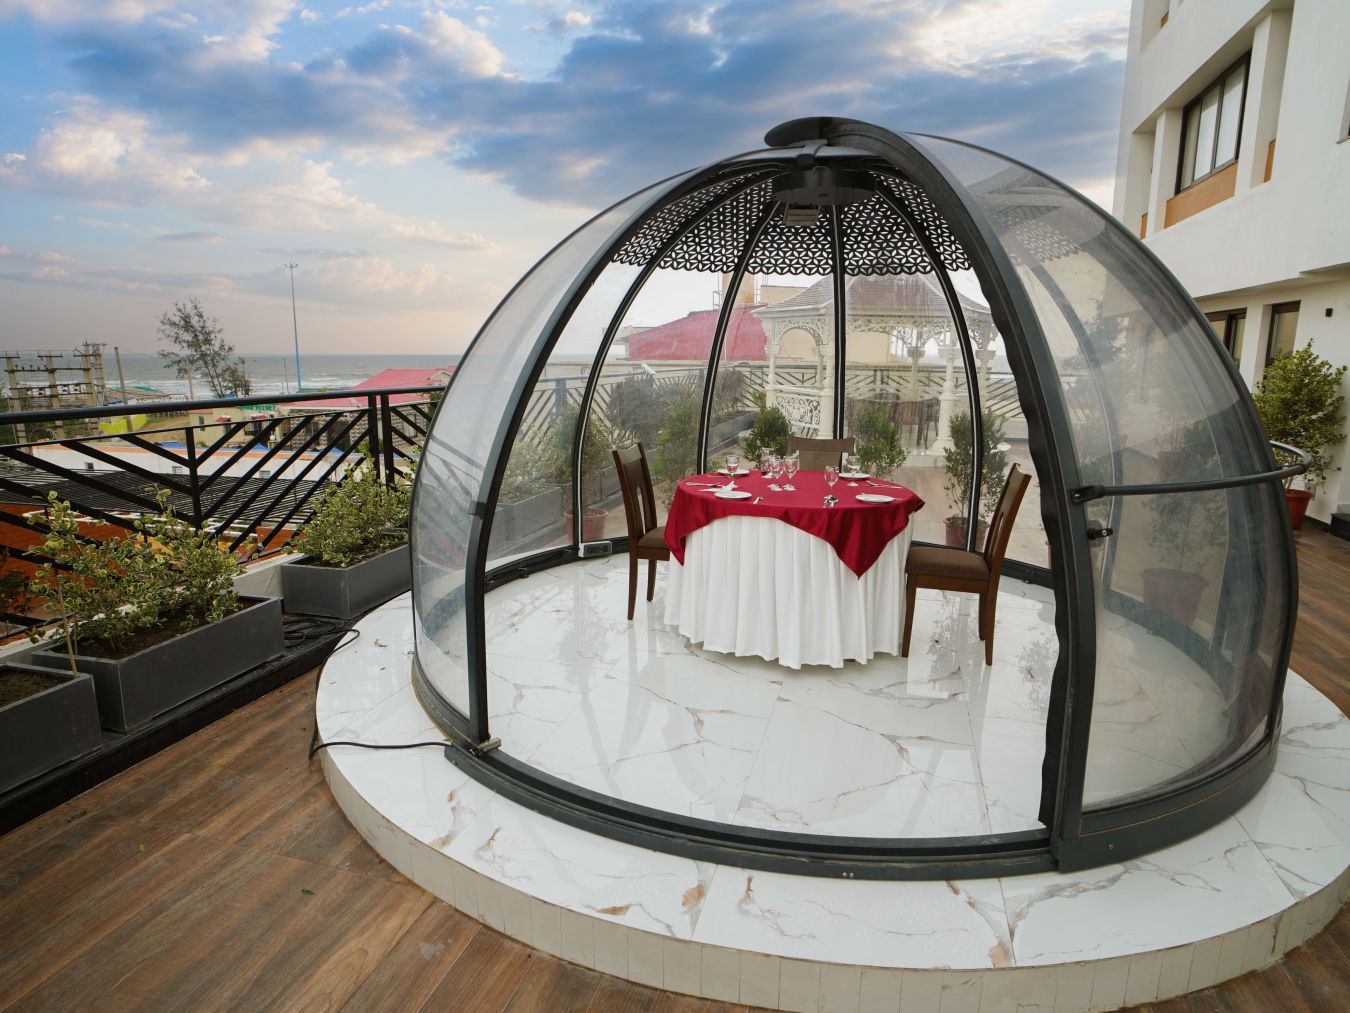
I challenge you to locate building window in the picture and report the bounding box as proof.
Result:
[1206,309,1246,362]
[1178,56,1249,191]
[1266,301,1300,366]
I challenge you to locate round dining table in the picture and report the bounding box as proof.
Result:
[663,469,924,669]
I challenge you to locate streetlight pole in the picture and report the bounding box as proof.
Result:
[285,262,302,392]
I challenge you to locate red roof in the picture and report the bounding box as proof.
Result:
[289,366,453,410]
[625,306,768,361]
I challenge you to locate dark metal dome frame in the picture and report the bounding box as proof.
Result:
[409,118,1305,878]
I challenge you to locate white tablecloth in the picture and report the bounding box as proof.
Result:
[664,514,910,669]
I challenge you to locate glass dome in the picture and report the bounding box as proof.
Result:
[410,118,1300,877]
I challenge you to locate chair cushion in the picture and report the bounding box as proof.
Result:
[637,526,669,551]
[905,544,989,581]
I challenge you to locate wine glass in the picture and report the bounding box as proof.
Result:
[760,451,773,476]
[784,451,799,491]
[825,465,839,491]
[725,453,740,477]
[845,453,862,476]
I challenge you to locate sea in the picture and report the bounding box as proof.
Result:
[104,352,461,399]
[101,351,603,399]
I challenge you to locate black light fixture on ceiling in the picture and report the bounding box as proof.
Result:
[774,165,876,226]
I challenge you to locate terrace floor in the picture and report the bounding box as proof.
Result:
[2,527,1349,1012]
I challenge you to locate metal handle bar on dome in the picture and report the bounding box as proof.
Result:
[1070,441,1311,504]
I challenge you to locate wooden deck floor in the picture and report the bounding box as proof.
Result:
[2,528,1348,1012]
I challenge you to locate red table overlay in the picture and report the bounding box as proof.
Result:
[664,471,924,578]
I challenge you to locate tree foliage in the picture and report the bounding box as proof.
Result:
[741,406,791,462]
[295,463,412,568]
[30,490,242,653]
[1253,341,1347,491]
[943,410,1009,523]
[157,298,250,399]
[854,406,907,476]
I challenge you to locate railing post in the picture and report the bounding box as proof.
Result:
[380,393,396,483]
[366,395,382,481]
[185,424,204,528]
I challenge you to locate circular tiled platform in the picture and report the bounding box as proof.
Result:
[317,582,1350,1012]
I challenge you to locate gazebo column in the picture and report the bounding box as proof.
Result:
[817,347,834,439]
[933,342,959,453]
[976,346,995,398]
[765,331,780,408]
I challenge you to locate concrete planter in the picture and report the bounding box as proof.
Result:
[494,486,565,552]
[0,665,102,794]
[280,544,411,620]
[31,596,284,733]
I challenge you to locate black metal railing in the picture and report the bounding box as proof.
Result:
[0,387,439,573]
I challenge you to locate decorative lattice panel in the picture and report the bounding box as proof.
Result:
[875,175,971,272]
[612,166,973,277]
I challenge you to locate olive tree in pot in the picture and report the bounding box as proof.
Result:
[942,410,1009,548]
[0,548,101,792]
[281,462,413,619]
[1252,341,1347,529]
[28,491,283,732]
[854,405,907,478]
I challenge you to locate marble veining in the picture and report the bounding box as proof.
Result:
[316,571,1350,989]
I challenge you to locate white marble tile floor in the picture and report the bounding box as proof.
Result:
[315,558,1350,1013]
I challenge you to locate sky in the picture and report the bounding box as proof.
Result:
[0,0,1131,356]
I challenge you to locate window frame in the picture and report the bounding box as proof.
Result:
[1265,301,1300,367]
[1206,308,1247,362]
[1176,54,1251,193]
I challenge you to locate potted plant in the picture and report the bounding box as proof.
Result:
[942,410,1009,547]
[1141,420,1225,626]
[543,411,618,542]
[742,401,792,464]
[1252,341,1347,529]
[494,439,566,552]
[280,461,413,619]
[0,549,101,792]
[854,405,907,477]
[27,491,283,732]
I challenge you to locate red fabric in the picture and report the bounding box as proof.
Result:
[664,471,924,578]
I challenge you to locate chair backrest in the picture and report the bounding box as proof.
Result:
[981,464,1031,580]
[613,443,659,541]
[787,435,856,472]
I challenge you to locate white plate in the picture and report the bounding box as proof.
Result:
[840,472,870,480]
[716,468,750,476]
[855,493,893,503]
[714,489,752,499]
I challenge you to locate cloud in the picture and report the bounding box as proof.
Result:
[1,0,1128,214]
[156,231,227,243]
[386,220,495,250]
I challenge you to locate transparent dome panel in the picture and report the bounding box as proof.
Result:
[1082,480,1288,809]
[488,261,642,562]
[707,274,764,470]
[414,176,691,717]
[587,267,721,521]
[913,137,1271,484]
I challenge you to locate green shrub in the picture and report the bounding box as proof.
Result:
[742,406,791,462]
[943,410,1009,523]
[1253,341,1347,491]
[854,406,906,475]
[31,490,241,652]
[298,463,411,568]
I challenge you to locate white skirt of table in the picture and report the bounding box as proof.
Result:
[664,514,910,669]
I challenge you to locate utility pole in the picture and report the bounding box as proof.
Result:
[286,262,302,393]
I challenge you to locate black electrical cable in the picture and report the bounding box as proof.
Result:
[296,614,452,761]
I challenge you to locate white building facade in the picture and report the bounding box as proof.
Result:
[1114,0,1350,525]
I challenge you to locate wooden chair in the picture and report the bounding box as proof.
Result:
[902,464,1031,665]
[786,435,856,472]
[613,443,669,621]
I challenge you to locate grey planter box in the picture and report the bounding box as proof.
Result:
[30,596,284,733]
[0,664,102,794]
[280,544,411,620]
[494,486,565,553]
